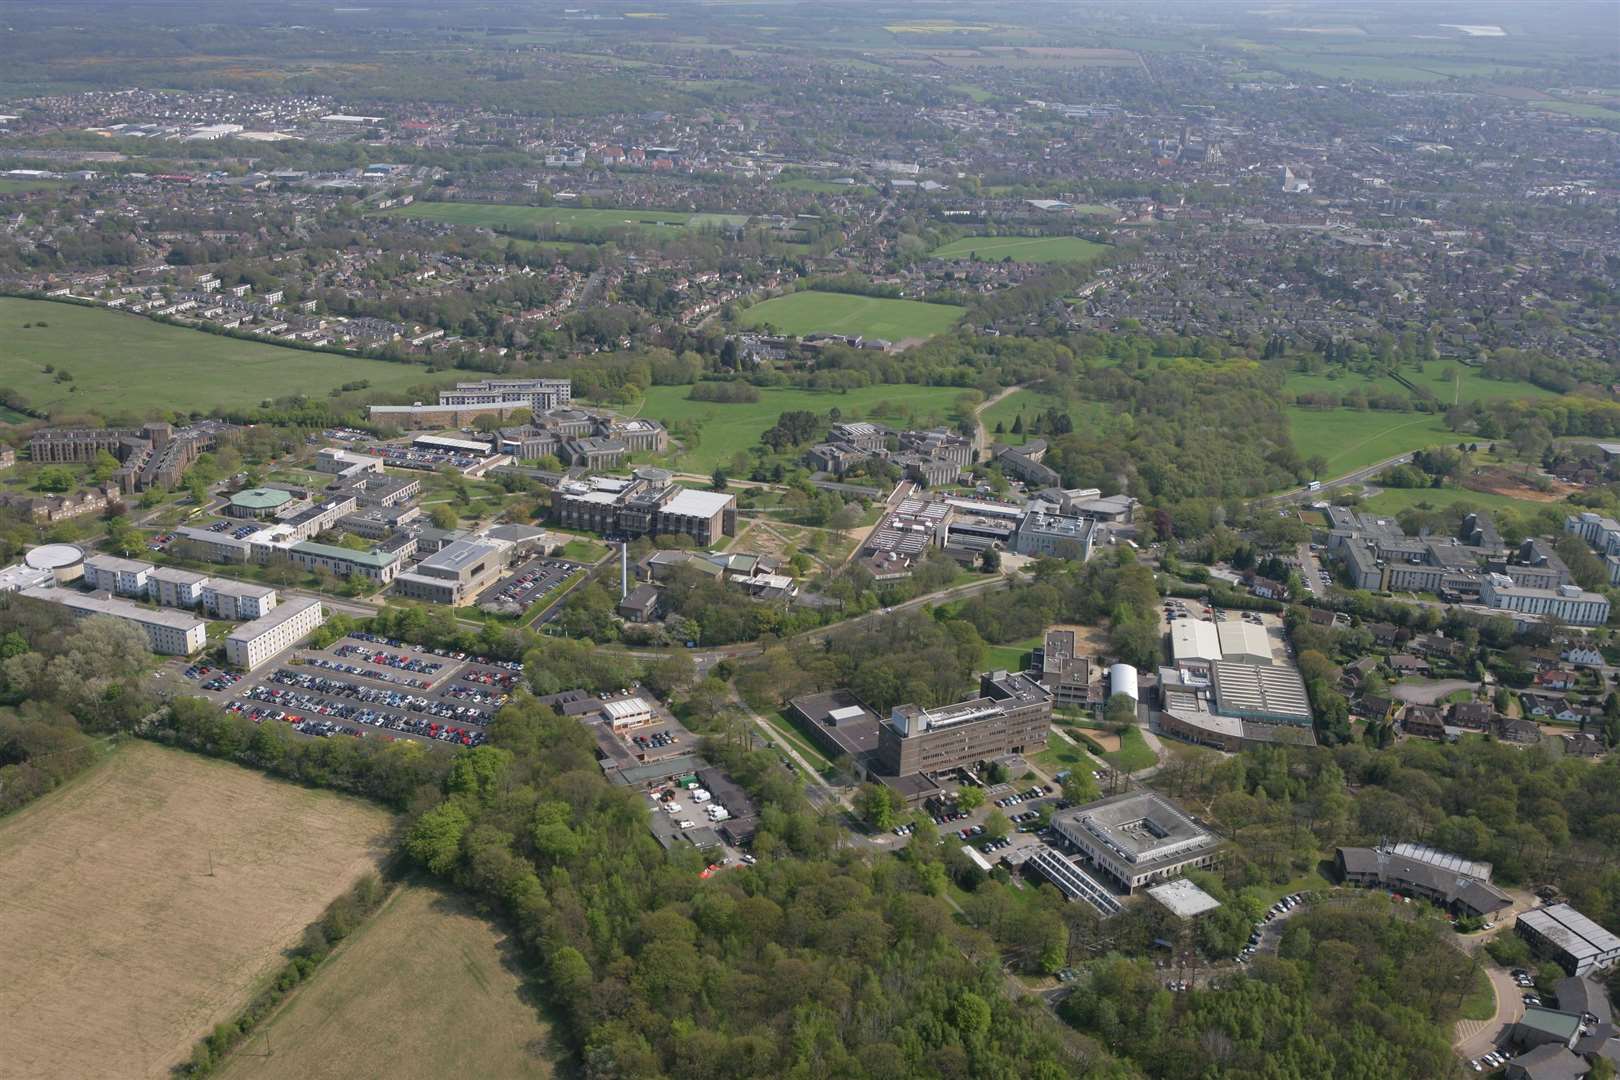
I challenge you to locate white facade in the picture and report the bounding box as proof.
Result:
[203,580,279,620]
[21,586,206,655]
[148,566,210,609]
[225,597,324,670]
[83,554,154,597]
[1480,574,1610,627]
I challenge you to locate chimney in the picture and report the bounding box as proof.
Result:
[621,541,629,599]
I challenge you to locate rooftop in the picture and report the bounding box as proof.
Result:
[1146,878,1223,918]
[230,487,294,510]
[23,586,206,631]
[1056,791,1219,870]
[226,596,322,644]
[663,488,734,518]
[291,540,402,570]
[1520,904,1620,962]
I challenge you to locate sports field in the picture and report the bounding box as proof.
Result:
[378,201,748,239]
[630,383,968,472]
[0,298,451,417]
[1287,407,1458,477]
[1285,363,1557,407]
[218,884,555,1080]
[929,235,1110,264]
[0,740,395,1080]
[1359,485,1567,520]
[736,291,964,341]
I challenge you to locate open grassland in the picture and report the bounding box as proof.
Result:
[930,235,1110,264]
[217,883,555,1080]
[378,201,747,239]
[0,178,63,193]
[629,383,968,472]
[1359,485,1567,520]
[980,387,1110,446]
[0,740,395,1080]
[1532,99,1620,121]
[1288,407,1459,477]
[738,291,963,342]
[0,298,450,416]
[1285,363,1557,406]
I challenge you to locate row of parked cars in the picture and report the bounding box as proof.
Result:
[346,632,525,672]
[633,729,677,751]
[299,654,432,689]
[333,643,443,676]
[268,669,495,724]
[995,784,1052,808]
[237,686,487,746]
[461,668,517,690]
[226,704,366,740]
[1469,1050,1507,1072]
[1237,893,1308,963]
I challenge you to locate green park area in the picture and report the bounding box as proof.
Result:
[980,387,1110,446]
[736,291,965,342]
[1358,484,1568,520]
[1532,99,1620,121]
[378,201,748,239]
[929,235,1110,264]
[1285,362,1558,408]
[628,383,969,473]
[1287,408,1460,478]
[0,298,451,418]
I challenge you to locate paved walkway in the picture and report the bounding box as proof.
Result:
[1392,679,1479,705]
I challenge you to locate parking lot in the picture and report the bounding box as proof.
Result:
[476,556,582,614]
[180,631,524,747]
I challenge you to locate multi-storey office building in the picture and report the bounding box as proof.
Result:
[876,670,1052,777]
[225,597,325,671]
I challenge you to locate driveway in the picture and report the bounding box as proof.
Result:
[1454,963,1522,1062]
[1392,679,1479,705]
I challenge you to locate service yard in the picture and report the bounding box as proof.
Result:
[216,883,556,1080]
[477,556,583,614]
[0,740,395,1080]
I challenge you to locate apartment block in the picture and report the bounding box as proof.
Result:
[225,597,325,671]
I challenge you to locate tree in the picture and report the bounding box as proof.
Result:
[1103,693,1137,730]
[710,467,728,491]
[982,809,1010,841]
[854,783,901,831]
[956,786,985,812]
[35,466,75,493]
[980,548,1001,573]
[428,504,459,530]
[405,801,470,875]
[104,515,143,557]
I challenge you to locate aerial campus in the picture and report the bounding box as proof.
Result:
[2,3,1620,1079]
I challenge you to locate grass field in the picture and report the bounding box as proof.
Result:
[774,176,871,195]
[930,235,1110,264]
[0,178,62,193]
[979,387,1111,446]
[0,298,451,417]
[378,201,748,239]
[0,740,395,1080]
[217,883,555,1080]
[628,383,968,472]
[985,633,1043,672]
[1532,99,1620,121]
[1359,485,1566,519]
[1285,363,1556,407]
[1288,407,1459,477]
[736,291,964,342]
[1102,725,1158,773]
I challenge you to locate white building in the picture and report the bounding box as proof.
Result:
[147,566,210,609]
[1479,574,1611,627]
[203,580,278,620]
[82,554,154,597]
[225,597,325,670]
[21,586,206,655]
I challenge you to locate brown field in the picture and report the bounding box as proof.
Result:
[0,740,396,1080]
[1465,467,1577,503]
[218,884,557,1080]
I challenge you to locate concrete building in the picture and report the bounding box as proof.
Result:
[314,447,385,476]
[1012,512,1097,560]
[877,670,1052,777]
[1209,661,1312,726]
[225,597,325,671]
[552,468,736,547]
[147,566,209,609]
[1035,627,1091,706]
[289,541,405,583]
[227,487,297,519]
[1051,792,1222,893]
[394,536,511,606]
[786,689,883,772]
[203,580,278,620]
[369,378,572,427]
[1518,905,1620,976]
[1481,575,1611,627]
[82,554,153,597]
[22,586,206,655]
[28,420,228,493]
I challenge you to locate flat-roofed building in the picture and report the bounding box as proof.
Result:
[1216,620,1273,664]
[552,468,736,547]
[1051,791,1222,893]
[147,566,209,609]
[787,689,883,770]
[600,693,655,729]
[877,670,1052,777]
[289,540,404,583]
[1036,627,1091,706]
[202,579,278,620]
[22,586,206,655]
[225,597,325,671]
[172,524,255,563]
[314,447,385,476]
[1012,512,1096,560]
[1518,904,1620,976]
[82,554,154,597]
[1170,619,1221,679]
[1210,661,1312,726]
[393,536,511,606]
[1147,878,1222,919]
[1481,575,1611,627]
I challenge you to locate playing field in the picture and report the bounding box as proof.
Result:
[217,883,555,1080]
[0,740,395,1080]
[629,383,968,472]
[378,201,748,239]
[1359,485,1567,520]
[929,235,1110,264]
[0,298,452,417]
[1287,407,1458,477]
[1285,363,1556,407]
[736,291,964,341]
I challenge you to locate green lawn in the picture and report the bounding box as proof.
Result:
[1287,407,1459,478]
[930,235,1110,264]
[1102,726,1158,773]
[559,537,611,563]
[1286,363,1557,407]
[1034,738,1101,776]
[0,298,452,417]
[1360,485,1567,519]
[1532,99,1620,121]
[986,633,1044,672]
[980,387,1110,446]
[377,201,748,239]
[0,179,62,193]
[737,291,964,342]
[626,383,968,472]
[774,176,872,195]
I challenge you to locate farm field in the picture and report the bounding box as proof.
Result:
[377,201,747,239]
[736,291,964,342]
[930,235,1110,264]
[0,298,451,417]
[217,883,555,1080]
[628,383,968,472]
[1287,407,1458,478]
[1285,363,1557,406]
[0,740,395,1080]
